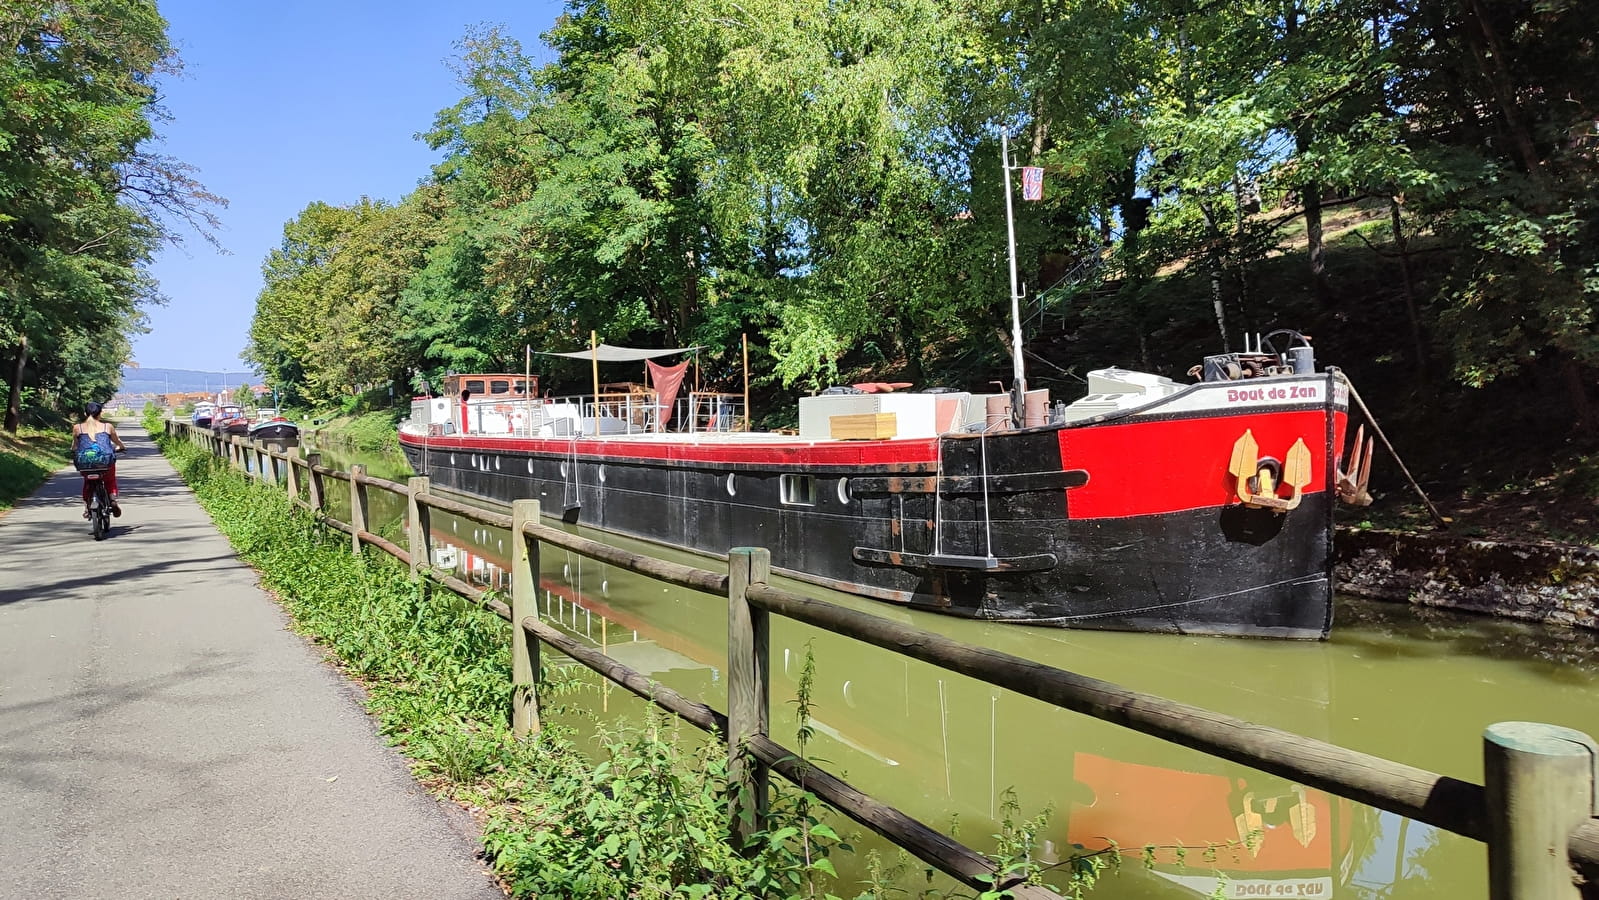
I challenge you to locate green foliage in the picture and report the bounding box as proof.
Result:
[0,427,71,511]
[0,1,222,430]
[311,408,405,453]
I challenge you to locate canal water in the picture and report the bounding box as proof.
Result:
[308,442,1599,899]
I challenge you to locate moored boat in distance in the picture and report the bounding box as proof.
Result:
[249,409,299,446]
[397,331,1374,639]
[191,401,217,429]
[212,404,249,437]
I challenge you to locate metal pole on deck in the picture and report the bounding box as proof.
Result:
[590,330,600,435]
[742,333,750,431]
[1001,130,1027,428]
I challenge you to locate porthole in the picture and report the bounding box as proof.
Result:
[836,477,851,504]
[725,473,736,496]
[495,456,501,471]
[527,459,534,474]
[450,453,457,465]
[842,680,857,708]
[598,466,606,483]
[560,461,568,478]
[601,579,609,597]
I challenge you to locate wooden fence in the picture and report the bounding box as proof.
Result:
[171,422,1599,900]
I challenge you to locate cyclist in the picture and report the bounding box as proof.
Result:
[73,402,127,518]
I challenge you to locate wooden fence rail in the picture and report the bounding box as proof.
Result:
[167,421,1599,900]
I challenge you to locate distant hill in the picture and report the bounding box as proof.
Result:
[118,366,259,396]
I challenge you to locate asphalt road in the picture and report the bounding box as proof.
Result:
[0,426,504,899]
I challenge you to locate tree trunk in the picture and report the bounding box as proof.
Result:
[1284,1,1331,305]
[1389,198,1427,378]
[5,336,26,434]
[1211,268,1229,352]
[1461,0,1542,181]
[1561,358,1595,440]
[680,242,697,345]
[1301,181,1330,304]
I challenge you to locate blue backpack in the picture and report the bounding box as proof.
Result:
[73,431,116,471]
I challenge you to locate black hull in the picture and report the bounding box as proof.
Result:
[400,434,1334,638]
[249,424,299,443]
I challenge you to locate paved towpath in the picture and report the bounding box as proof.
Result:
[0,426,504,899]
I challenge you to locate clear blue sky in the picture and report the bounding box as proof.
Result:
[131,0,564,374]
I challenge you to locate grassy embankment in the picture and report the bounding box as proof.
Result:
[149,426,1121,899]
[302,407,404,453]
[0,429,72,514]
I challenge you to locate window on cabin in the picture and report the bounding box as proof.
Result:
[514,380,527,394]
[466,380,486,394]
[780,474,816,506]
[490,380,511,394]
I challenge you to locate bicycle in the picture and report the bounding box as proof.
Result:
[84,469,113,540]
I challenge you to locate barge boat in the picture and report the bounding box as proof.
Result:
[398,336,1372,639]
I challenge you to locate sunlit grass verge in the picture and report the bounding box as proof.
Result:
[152,432,977,900]
[0,428,72,513]
[304,408,404,453]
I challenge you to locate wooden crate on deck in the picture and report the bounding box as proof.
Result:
[829,412,897,440]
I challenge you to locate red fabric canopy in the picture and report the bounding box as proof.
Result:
[647,360,689,430]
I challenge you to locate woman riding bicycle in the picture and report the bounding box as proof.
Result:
[73,402,128,517]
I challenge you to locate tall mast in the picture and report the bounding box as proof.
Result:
[1001,130,1027,428]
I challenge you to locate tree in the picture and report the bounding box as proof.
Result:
[0,0,221,431]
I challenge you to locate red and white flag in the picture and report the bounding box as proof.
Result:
[1021,166,1044,201]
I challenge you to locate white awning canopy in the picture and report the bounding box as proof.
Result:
[539,343,701,362]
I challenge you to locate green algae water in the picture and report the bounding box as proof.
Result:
[313,442,1599,899]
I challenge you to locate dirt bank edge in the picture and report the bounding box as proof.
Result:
[1336,527,1599,631]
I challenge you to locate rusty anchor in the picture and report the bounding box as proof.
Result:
[1335,424,1375,507]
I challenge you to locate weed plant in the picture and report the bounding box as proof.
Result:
[153,432,1228,899]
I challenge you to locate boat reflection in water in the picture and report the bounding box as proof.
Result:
[412,504,1437,899]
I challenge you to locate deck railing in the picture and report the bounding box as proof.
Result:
[170,419,1599,900]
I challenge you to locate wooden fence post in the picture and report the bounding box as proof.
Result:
[305,452,324,513]
[286,447,301,500]
[511,499,541,738]
[728,547,772,846]
[1484,722,1596,900]
[349,463,368,556]
[251,440,265,481]
[407,476,431,580]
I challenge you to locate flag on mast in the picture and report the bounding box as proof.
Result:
[1021,166,1044,201]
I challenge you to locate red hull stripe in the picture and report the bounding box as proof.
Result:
[1061,408,1341,519]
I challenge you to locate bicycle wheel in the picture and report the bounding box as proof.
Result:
[91,486,108,540]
